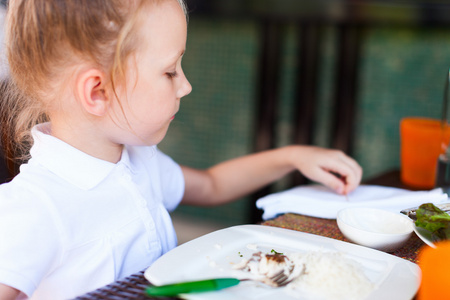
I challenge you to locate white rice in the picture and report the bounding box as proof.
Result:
[287,251,373,300]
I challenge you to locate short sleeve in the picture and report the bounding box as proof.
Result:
[0,183,62,297]
[154,149,185,212]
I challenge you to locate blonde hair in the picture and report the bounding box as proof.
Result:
[1,0,187,163]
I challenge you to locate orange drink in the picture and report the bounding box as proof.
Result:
[400,117,450,189]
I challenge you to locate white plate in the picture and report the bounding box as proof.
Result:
[413,225,437,248]
[144,225,420,300]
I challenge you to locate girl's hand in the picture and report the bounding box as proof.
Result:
[287,146,362,195]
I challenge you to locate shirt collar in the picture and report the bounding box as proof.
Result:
[29,123,134,190]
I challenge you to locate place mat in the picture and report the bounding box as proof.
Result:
[73,271,180,300]
[262,213,425,263]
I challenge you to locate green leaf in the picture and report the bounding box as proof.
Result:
[270,249,283,255]
[415,203,450,241]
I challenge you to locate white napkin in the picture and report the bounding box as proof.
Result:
[256,184,449,220]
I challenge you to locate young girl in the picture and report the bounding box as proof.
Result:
[0,0,362,299]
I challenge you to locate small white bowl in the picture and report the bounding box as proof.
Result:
[337,207,413,252]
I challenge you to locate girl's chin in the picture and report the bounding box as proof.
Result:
[120,125,170,146]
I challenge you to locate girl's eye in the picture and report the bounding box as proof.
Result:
[166,71,178,79]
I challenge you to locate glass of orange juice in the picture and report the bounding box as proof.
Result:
[400,117,450,189]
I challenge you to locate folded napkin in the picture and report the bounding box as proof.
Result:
[256,184,449,220]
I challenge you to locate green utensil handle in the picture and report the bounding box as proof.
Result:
[146,278,240,296]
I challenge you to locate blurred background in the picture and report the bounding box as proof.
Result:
[161,0,450,239]
[1,0,450,242]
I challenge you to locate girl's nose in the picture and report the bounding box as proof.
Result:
[177,70,192,99]
[179,79,192,99]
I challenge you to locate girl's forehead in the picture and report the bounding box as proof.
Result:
[136,0,187,61]
[137,0,187,32]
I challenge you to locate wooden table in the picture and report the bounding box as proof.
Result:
[74,212,425,299]
[264,213,424,263]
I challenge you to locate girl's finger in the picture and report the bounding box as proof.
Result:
[325,163,361,194]
[311,169,347,194]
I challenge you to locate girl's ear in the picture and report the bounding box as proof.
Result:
[76,69,110,116]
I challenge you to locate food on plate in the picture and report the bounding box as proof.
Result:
[234,250,373,300]
[401,202,450,221]
[233,251,300,287]
[415,203,450,242]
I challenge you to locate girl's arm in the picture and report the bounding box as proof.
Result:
[181,145,362,206]
[0,284,20,300]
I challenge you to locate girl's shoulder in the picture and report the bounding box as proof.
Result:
[0,163,67,222]
[0,171,64,250]
[0,171,60,217]
[0,162,59,195]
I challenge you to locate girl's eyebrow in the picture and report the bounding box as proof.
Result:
[168,50,185,62]
[163,50,185,68]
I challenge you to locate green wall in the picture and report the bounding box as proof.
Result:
[160,18,450,225]
[355,26,450,179]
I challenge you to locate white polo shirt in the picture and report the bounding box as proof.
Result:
[0,123,185,299]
